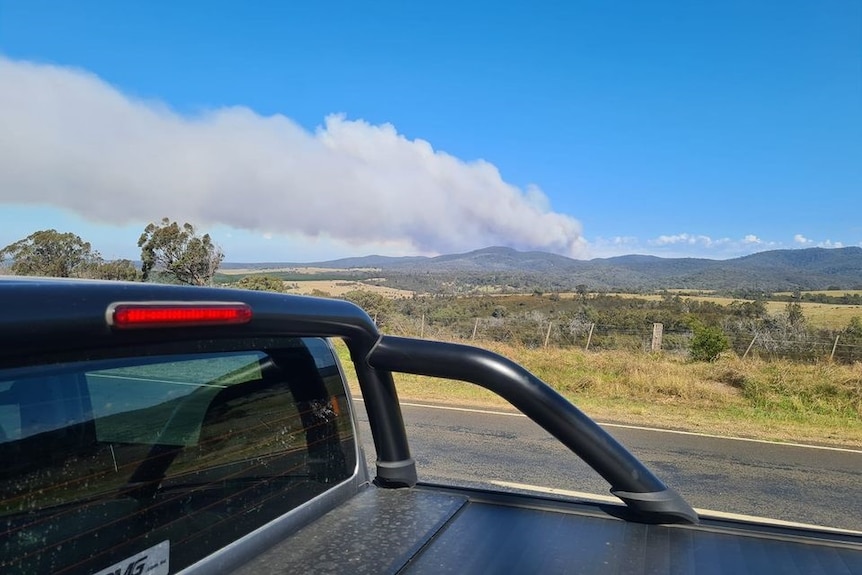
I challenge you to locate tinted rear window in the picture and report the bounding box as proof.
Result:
[0,337,356,574]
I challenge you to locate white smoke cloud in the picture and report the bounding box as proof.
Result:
[0,56,584,257]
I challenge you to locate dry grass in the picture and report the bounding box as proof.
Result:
[288,280,414,298]
[334,339,862,448]
[220,266,380,275]
[775,290,862,297]
[610,293,861,329]
[762,301,862,329]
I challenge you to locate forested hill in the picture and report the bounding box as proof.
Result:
[224,246,862,293]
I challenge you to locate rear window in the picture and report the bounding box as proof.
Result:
[0,337,357,575]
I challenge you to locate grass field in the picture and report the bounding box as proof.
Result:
[333,339,862,448]
[220,266,380,275]
[775,290,862,297]
[220,269,415,297]
[286,279,414,298]
[610,293,862,329]
[762,301,862,329]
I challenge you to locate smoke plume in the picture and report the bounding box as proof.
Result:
[0,56,584,256]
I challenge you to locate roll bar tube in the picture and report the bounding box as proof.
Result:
[367,335,698,524]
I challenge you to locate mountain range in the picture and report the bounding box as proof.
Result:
[223,246,862,293]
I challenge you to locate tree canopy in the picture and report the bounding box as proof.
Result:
[341,290,394,326]
[88,259,139,281]
[138,218,224,286]
[234,274,287,292]
[0,229,126,279]
[1,229,97,277]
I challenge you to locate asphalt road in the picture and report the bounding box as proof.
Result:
[354,400,862,532]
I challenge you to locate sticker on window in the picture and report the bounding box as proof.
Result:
[90,541,170,575]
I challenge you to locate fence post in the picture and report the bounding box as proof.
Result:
[830,334,840,361]
[742,334,757,359]
[472,318,479,340]
[544,321,553,348]
[651,323,663,352]
[585,323,595,351]
[420,314,425,338]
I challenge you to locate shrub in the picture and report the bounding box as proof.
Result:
[690,324,729,362]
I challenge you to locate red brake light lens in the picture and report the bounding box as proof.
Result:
[108,302,252,329]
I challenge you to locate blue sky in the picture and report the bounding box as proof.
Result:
[1,0,860,262]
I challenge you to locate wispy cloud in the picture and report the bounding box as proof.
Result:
[793,234,845,249]
[814,239,843,248]
[588,232,783,259]
[650,233,718,247]
[0,56,584,257]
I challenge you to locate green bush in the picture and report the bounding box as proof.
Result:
[690,324,729,362]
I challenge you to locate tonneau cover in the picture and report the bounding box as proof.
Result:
[233,486,862,574]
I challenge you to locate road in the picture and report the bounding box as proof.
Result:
[354,399,862,532]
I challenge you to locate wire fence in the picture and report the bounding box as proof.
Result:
[376,313,862,364]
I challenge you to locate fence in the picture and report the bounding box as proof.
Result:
[377,313,862,364]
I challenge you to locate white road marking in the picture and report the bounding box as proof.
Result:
[354,397,862,454]
[399,401,526,417]
[591,422,862,454]
[489,480,862,536]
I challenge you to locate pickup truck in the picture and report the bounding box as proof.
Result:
[1,276,860,574]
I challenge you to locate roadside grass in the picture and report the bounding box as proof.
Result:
[333,339,862,448]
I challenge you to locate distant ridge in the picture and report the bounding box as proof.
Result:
[222,246,862,292]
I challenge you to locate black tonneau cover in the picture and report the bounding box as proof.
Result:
[234,485,862,575]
